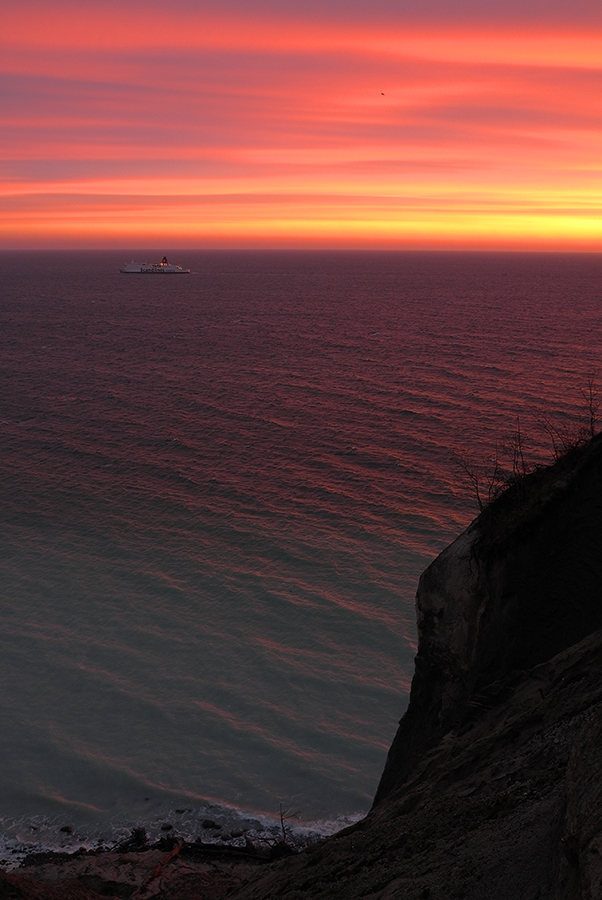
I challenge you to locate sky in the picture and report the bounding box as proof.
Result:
[1,0,602,249]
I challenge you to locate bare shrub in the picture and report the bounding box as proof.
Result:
[457,378,600,513]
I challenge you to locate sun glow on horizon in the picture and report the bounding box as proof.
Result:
[1,4,601,249]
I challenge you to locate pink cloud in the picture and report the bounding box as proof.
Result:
[1,3,601,247]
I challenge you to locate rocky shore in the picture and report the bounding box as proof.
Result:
[4,434,602,899]
[0,832,293,899]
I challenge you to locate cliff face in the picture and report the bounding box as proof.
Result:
[376,432,602,804]
[232,434,602,900]
[5,436,602,900]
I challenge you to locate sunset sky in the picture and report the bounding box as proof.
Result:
[2,0,601,249]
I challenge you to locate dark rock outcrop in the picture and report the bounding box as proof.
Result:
[5,435,602,899]
[231,434,602,900]
[376,433,602,804]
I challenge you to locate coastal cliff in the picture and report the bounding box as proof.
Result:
[4,434,602,899]
[231,433,602,900]
[376,430,602,805]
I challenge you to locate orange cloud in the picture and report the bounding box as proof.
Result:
[1,5,601,248]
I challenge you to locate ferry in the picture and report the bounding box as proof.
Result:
[120,257,190,274]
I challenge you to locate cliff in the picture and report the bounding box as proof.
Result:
[4,435,602,900]
[230,433,602,900]
[376,430,602,804]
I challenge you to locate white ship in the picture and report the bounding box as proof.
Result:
[120,256,190,274]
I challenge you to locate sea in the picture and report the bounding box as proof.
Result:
[0,249,601,862]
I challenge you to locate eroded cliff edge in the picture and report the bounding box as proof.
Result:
[4,435,602,900]
[232,433,602,900]
[376,430,602,805]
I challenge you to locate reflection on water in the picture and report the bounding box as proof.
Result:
[0,250,601,845]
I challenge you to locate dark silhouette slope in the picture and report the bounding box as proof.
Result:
[5,435,602,899]
[376,432,602,804]
[232,433,602,900]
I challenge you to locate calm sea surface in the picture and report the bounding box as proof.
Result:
[0,250,601,856]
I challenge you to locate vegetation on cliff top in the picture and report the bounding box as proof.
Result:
[457,374,601,550]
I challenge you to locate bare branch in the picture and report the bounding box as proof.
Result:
[581,371,599,439]
[455,451,484,511]
[279,803,301,845]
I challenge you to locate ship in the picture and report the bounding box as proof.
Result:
[120,257,190,274]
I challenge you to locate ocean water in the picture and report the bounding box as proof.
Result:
[0,250,601,858]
